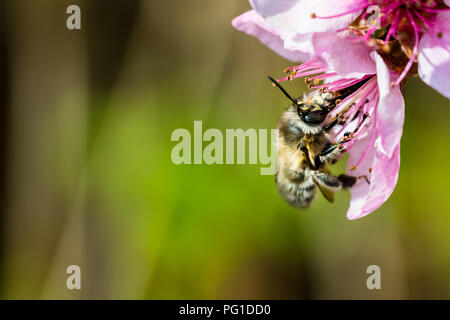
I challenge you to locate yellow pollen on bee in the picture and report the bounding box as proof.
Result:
[313,95,324,104]
[381,44,391,53]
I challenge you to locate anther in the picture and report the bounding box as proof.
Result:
[338,119,347,125]
[310,13,317,18]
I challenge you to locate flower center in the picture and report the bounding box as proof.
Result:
[312,0,449,86]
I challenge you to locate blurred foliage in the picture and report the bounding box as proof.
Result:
[1,0,450,299]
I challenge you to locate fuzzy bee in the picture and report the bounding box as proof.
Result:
[269,77,364,208]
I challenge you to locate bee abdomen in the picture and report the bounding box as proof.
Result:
[277,178,316,208]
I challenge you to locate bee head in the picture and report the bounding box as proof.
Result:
[296,101,328,125]
[268,76,331,125]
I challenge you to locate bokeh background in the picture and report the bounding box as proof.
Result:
[0,0,449,299]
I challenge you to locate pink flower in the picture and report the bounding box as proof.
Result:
[418,8,450,98]
[233,0,450,97]
[278,53,403,219]
[232,0,449,219]
[232,2,376,78]
[312,0,450,97]
[231,9,312,62]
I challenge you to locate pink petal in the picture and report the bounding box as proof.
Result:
[255,0,366,35]
[345,54,404,220]
[283,33,315,55]
[418,11,450,99]
[232,10,311,61]
[346,131,401,220]
[446,0,450,7]
[360,142,400,217]
[345,127,377,220]
[375,53,405,158]
[249,0,299,16]
[313,32,377,78]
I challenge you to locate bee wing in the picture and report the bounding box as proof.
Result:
[312,175,335,203]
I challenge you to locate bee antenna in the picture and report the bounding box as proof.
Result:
[268,76,298,105]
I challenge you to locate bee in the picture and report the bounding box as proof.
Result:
[269,76,365,208]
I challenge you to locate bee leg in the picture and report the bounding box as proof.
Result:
[337,174,357,188]
[318,130,355,164]
[318,172,368,189]
[315,172,341,189]
[358,175,370,185]
[300,146,316,169]
[318,143,341,163]
[338,174,370,188]
[313,155,322,170]
[323,119,338,132]
[297,140,306,150]
[320,144,338,157]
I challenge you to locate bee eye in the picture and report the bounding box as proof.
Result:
[303,110,327,124]
[296,104,306,116]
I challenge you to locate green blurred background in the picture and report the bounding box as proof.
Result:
[0,0,449,299]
